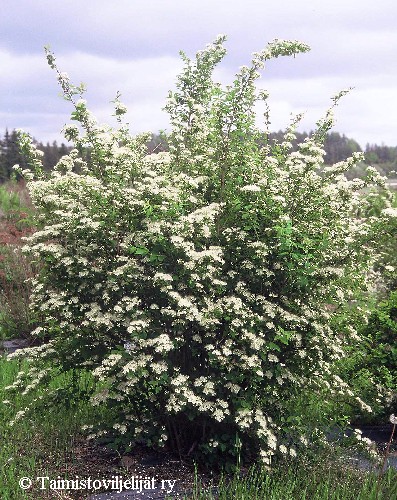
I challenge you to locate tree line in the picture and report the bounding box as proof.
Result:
[0,129,70,182]
[1,128,396,183]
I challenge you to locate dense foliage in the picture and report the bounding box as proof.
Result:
[342,291,397,422]
[5,36,388,468]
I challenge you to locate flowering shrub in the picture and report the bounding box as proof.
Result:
[7,37,386,467]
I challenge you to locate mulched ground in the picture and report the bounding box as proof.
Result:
[28,437,219,500]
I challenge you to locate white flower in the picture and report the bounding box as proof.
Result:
[299,436,308,446]
[381,207,397,218]
[153,273,173,282]
[241,184,261,192]
[113,423,127,434]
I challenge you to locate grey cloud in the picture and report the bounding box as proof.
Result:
[2,0,396,61]
[0,0,396,146]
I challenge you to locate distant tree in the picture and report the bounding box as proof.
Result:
[0,129,75,182]
[365,143,380,164]
[43,141,59,171]
[365,143,397,165]
[324,132,361,164]
[0,129,28,182]
[58,142,69,157]
[0,127,395,183]
[0,134,6,182]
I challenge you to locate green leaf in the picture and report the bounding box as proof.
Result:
[267,342,281,352]
[274,327,294,345]
[128,246,149,256]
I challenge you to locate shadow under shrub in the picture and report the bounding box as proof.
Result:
[6,37,387,469]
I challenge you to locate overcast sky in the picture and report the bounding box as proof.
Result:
[1,0,396,148]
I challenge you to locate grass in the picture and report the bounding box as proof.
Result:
[0,184,24,214]
[0,356,108,499]
[0,181,34,215]
[1,356,397,499]
[0,180,37,341]
[188,460,397,499]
